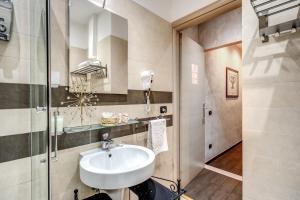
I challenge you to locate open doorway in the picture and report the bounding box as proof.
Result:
[177,7,242,200]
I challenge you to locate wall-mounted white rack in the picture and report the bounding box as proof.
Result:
[71,64,107,78]
[251,0,300,42]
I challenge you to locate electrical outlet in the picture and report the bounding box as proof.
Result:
[209,144,212,149]
[160,106,167,114]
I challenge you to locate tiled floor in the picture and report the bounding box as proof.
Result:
[185,169,242,200]
[207,143,242,176]
[185,143,243,200]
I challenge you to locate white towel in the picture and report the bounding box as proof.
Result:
[147,119,168,155]
[78,59,101,68]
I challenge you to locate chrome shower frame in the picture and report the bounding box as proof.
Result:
[46,0,53,199]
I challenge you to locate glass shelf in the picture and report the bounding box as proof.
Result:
[63,119,140,134]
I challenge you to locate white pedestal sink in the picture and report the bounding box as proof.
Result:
[79,144,155,200]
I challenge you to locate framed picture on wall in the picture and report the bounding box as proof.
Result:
[226,67,239,98]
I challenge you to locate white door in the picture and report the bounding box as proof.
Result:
[179,28,206,186]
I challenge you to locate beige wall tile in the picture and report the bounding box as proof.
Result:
[0,158,31,189]
[243,107,300,134]
[0,109,31,136]
[0,158,31,198]
[0,56,30,83]
[0,32,30,60]
[243,82,300,108]
[0,181,31,200]
[0,108,48,136]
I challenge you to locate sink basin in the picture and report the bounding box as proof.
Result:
[80,144,155,190]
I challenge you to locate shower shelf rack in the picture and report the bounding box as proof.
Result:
[71,64,107,78]
[251,0,300,42]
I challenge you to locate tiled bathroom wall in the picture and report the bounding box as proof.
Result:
[243,0,300,199]
[0,0,175,200]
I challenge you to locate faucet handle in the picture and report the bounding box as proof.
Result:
[102,133,110,141]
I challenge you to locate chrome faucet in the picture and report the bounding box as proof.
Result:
[102,133,113,151]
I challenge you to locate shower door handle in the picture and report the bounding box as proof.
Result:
[51,111,58,161]
[202,103,206,124]
[36,106,47,113]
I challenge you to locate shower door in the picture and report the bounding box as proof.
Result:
[29,0,50,199]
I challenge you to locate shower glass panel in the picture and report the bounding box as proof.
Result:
[0,0,49,199]
[29,0,49,200]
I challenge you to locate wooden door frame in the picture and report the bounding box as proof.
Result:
[172,0,241,31]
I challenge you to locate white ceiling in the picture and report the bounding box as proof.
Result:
[133,0,217,22]
[132,0,173,22]
[70,0,104,24]
[70,0,217,24]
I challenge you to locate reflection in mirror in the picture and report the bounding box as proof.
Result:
[69,0,128,94]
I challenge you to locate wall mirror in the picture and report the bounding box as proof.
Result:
[69,0,128,94]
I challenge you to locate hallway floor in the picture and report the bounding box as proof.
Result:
[207,143,242,176]
[185,143,243,200]
[185,169,242,200]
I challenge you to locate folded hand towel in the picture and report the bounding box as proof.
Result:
[147,119,168,155]
[78,59,101,68]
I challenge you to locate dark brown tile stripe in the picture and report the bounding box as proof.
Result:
[0,133,30,163]
[126,90,173,105]
[32,131,48,156]
[0,83,29,109]
[0,131,46,163]
[0,115,173,163]
[0,83,47,109]
[56,131,91,151]
[51,87,172,107]
[51,86,128,107]
[0,83,172,109]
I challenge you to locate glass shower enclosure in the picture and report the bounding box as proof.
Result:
[29,0,49,199]
[0,0,49,199]
[0,0,117,198]
[29,0,51,200]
